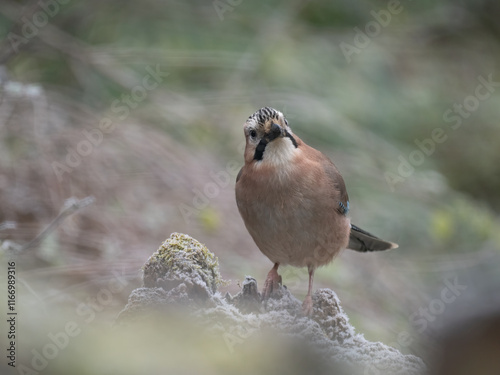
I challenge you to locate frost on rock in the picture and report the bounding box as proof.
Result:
[117,233,426,375]
[142,232,225,300]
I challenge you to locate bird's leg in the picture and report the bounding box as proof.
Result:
[302,265,315,316]
[261,262,281,300]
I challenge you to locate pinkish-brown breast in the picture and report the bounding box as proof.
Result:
[236,143,350,268]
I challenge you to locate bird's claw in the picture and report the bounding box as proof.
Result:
[261,269,282,300]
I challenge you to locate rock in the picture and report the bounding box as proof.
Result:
[230,276,262,314]
[117,233,426,375]
[142,232,225,301]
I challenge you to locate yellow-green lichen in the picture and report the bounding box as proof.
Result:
[143,233,226,293]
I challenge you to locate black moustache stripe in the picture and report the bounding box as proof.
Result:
[253,131,298,161]
[285,130,298,148]
[253,139,268,161]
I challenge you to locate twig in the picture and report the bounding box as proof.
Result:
[2,196,95,254]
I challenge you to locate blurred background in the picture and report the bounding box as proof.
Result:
[1,0,500,373]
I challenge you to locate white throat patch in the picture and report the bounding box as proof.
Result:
[258,137,297,167]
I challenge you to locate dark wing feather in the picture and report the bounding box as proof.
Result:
[321,158,349,216]
[348,224,398,252]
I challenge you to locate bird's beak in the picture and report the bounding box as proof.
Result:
[264,122,284,142]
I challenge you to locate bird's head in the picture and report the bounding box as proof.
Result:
[243,107,299,164]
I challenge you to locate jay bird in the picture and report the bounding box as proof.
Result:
[235,107,398,315]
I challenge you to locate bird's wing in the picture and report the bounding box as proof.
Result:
[319,154,350,216]
[348,224,398,252]
[316,149,398,251]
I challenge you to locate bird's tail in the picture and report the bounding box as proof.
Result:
[348,224,398,252]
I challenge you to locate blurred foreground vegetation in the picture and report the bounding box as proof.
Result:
[1,0,500,372]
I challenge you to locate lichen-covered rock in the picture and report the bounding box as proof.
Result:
[118,233,426,375]
[142,232,225,301]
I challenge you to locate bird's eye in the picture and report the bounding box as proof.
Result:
[250,130,257,139]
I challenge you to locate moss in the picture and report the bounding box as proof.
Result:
[143,232,226,293]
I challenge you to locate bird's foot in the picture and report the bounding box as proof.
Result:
[302,295,313,316]
[261,267,282,300]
